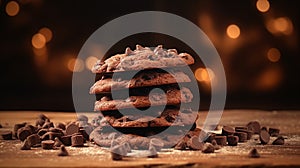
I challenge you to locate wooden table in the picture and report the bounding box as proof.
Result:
[0,110,300,167]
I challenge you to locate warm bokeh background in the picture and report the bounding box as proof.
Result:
[1,0,299,111]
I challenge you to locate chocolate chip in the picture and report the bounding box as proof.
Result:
[37,129,48,137]
[54,137,63,147]
[41,132,62,141]
[55,122,66,130]
[221,126,235,136]
[60,135,72,146]
[17,127,32,141]
[204,133,216,143]
[58,145,69,156]
[187,136,203,150]
[246,121,261,134]
[214,136,227,146]
[20,139,31,150]
[42,140,55,150]
[235,126,248,131]
[272,136,284,145]
[49,128,64,135]
[249,148,260,158]
[1,131,13,140]
[38,114,49,121]
[42,121,54,129]
[26,134,41,147]
[0,124,2,128]
[66,122,79,135]
[149,138,164,152]
[71,134,84,147]
[261,126,268,131]
[227,135,239,146]
[14,122,26,137]
[174,140,187,150]
[259,129,270,145]
[211,139,221,150]
[235,129,253,140]
[202,143,215,153]
[35,119,45,127]
[234,132,248,142]
[147,146,158,158]
[269,128,280,137]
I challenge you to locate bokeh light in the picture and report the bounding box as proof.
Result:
[195,68,215,83]
[226,24,240,39]
[266,17,293,35]
[267,48,281,62]
[39,27,53,42]
[32,33,46,49]
[33,47,48,67]
[85,56,98,70]
[5,1,20,16]
[256,0,270,13]
[67,58,84,72]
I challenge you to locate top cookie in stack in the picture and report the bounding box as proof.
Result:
[90,45,196,148]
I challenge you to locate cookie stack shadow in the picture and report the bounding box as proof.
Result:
[89,45,198,149]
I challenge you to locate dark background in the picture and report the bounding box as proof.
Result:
[0,0,299,111]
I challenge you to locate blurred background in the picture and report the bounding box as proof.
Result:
[0,0,299,111]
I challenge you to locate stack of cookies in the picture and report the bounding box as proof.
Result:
[89,45,197,149]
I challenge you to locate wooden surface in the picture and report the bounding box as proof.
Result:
[0,110,300,168]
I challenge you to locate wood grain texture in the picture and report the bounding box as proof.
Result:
[0,110,300,167]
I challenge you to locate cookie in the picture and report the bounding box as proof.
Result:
[92,45,194,73]
[90,70,191,94]
[94,87,193,111]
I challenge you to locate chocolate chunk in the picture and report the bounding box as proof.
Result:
[261,126,268,131]
[221,126,235,136]
[187,136,203,150]
[110,145,123,160]
[1,131,13,140]
[38,114,49,121]
[235,126,248,131]
[79,128,89,141]
[26,134,41,147]
[214,136,227,146]
[17,127,32,141]
[174,140,187,150]
[37,129,48,137]
[269,128,280,137]
[246,121,261,134]
[71,134,84,147]
[211,139,221,150]
[54,137,63,147]
[42,140,55,150]
[234,132,247,142]
[55,122,66,130]
[58,145,69,156]
[35,119,45,127]
[227,135,239,146]
[236,129,253,140]
[14,122,26,137]
[42,121,54,129]
[41,132,62,141]
[204,133,216,143]
[60,135,72,146]
[202,143,215,153]
[77,114,88,122]
[149,138,164,152]
[20,139,31,150]
[49,128,64,135]
[0,124,2,128]
[259,129,270,145]
[272,136,284,145]
[249,148,260,158]
[148,146,158,158]
[66,122,79,135]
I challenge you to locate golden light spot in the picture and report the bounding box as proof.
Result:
[266,17,293,35]
[226,24,240,39]
[6,1,20,16]
[195,68,215,83]
[67,58,84,72]
[39,27,53,42]
[256,66,282,90]
[33,47,48,67]
[256,0,270,13]
[32,33,46,49]
[85,56,98,70]
[267,48,281,62]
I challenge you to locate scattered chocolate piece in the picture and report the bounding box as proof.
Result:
[35,119,45,127]
[174,140,187,150]
[54,137,63,147]
[71,134,84,147]
[187,136,203,150]
[259,129,270,145]
[211,139,221,150]
[55,122,66,130]
[42,140,55,150]
[58,145,69,156]
[149,138,164,152]
[41,132,62,141]
[37,128,48,137]
[246,121,261,134]
[148,146,158,158]
[42,121,54,129]
[24,125,35,134]
[234,132,247,142]
[204,133,216,143]
[272,136,284,145]
[202,143,215,153]
[269,128,280,137]
[20,139,31,150]
[26,134,41,147]
[227,135,239,146]
[0,124,2,128]
[66,122,79,135]
[110,145,123,160]
[221,126,235,136]
[235,129,253,140]
[214,136,227,146]
[14,122,26,137]
[235,126,248,131]
[17,127,32,141]
[38,114,49,121]
[60,135,72,146]
[261,126,268,131]
[249,148,260,158]
[1,131,13,140]
[79,128,89,141]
